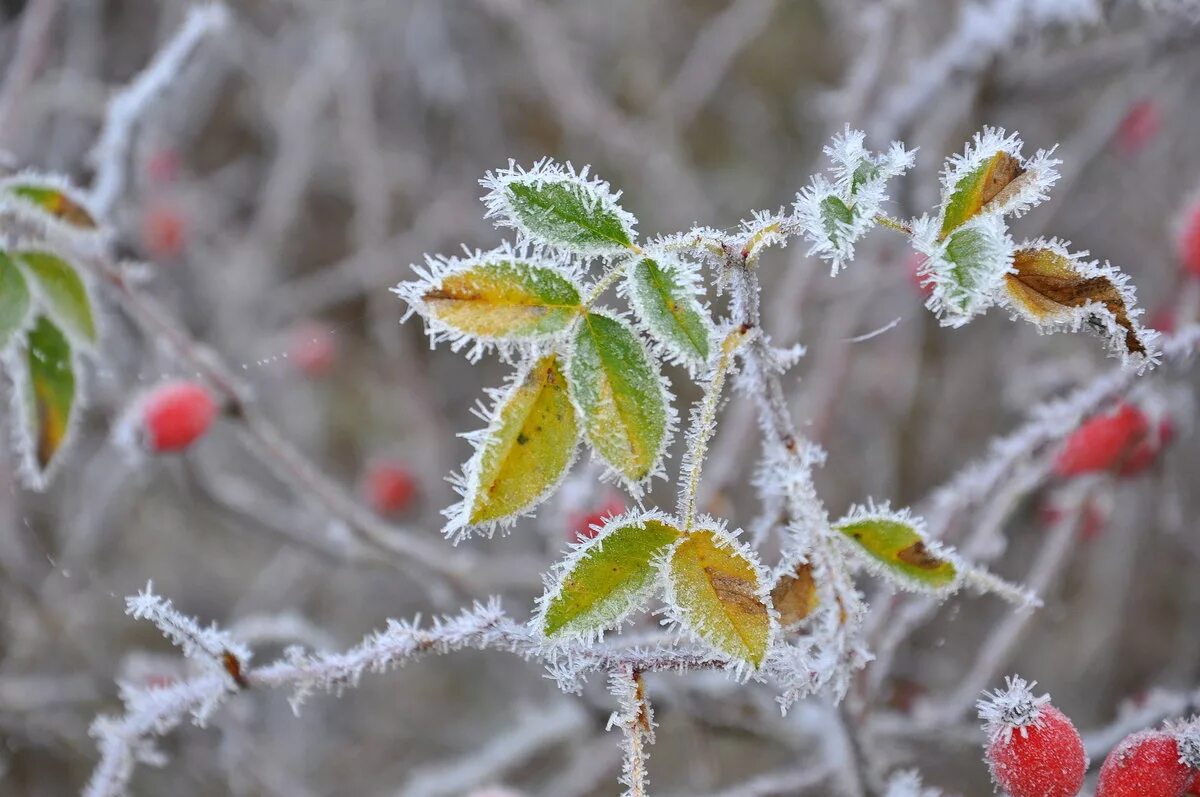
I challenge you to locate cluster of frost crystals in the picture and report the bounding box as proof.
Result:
[793,127,915,275]
[936,127,1061,226]
[911,212,1015,327]
[883,769,941,797]
[1165,716,1200,769]
[125,581,251,670]
[977,675,1051,744]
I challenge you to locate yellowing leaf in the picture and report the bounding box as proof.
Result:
[462,354,579,530]
[1004,245,1147,357]
[834,509,957,590]
[540,517,681,639]
[7,184,97,229]
[939,151,1025,238]
[665,529,772,668]
[420,259,582,341]
[770,561,819,627]
[0,251,31,349]
[16,251,97,344]
[624,257,712,368]
[22,315,77,480]
[569,312,670,486]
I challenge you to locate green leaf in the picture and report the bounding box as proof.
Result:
[834,510,958,590]
[484,162,637,254]
[0,251,32,349]
[541,516,681,639]
[665,529,772,668]
[7,183,97,229]
[624,257,712,368]
[461,354,579,530]
[16,251,97,344]
[938,151,1024,239]
[20,315,77,482]
[569,312,670,486]
[416,257,582,342]
[820,195,854,248]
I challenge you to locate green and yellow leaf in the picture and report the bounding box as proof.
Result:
[0,251,32,349]
[623,257,712,369]
[540,515,682,640]
[833,505,958,591]
[19,315,77,484]
[482,161,638,255]
[664,528,772,668]
[938,151,1024,238]
[569,312,670,487]
[452,354,579,538]
[6,183,97,229]
[16,251,97,344]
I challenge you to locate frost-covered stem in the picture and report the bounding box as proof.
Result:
[873,213,912,236]
[608,666,654,797]
[679,325,751,530]
[584,251,641,305]
[1081,688,1200,757]
[88,4,229,216]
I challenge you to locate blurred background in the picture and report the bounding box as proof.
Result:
[2,0,1200,794]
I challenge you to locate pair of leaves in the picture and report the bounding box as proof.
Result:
[0,249,96,487]
[539,516,773,668]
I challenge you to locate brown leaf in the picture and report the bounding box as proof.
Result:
[769,562,819,626]
[1005,247,1146,355]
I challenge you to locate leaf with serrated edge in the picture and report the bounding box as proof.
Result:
[481,159,638,255]
[664,527,773,669]
[622,256,712,369]
[913,212,1013,326]
[539,512,681,641]
[7,183,97,229]
[451,354,579,538]
[939,152,1024,238]
[16,251,97,344]
[0,252,31,349]
[833,502,959,591]
[20,315,77,484]
[1002,239,1152,362]
[569,312,671,488]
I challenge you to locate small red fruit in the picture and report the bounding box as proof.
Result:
[568,494,625,542]
[1114,99,1161,156]
[1180,201,1200,278]
[1117,416,1174,477]
[1054,403,1149,477]
[139,381,217,453]
[1185,771,1200,795]
[289,322,338,378]
[142,203,186,261]
[362,460,417,517]
[978,676,1086,797]
[1097,731,1193,797]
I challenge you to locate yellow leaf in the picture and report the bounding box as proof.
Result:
[770,561,820,627]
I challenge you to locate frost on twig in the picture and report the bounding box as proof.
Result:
[607,666,655,797]
[125,581,251,675]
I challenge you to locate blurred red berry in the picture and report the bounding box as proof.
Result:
[1117,417,1175,477]
[568,494,625,542]
[363,461,417,517]
[1097,731,1194,797]
[142,204,186,261]
[145,148,181,185]
[1114,99,1161,156]
[289,322,338,378]
[906,252,933,298]
[1181,202,1200,278]
[140,381,217,453]
[1054,403,1149,478]
[979,677,1086,797]
[1149,308,1178,335]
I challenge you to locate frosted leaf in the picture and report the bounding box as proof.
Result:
[1001,237,1158,370]
[912,212,1014,327]
[831,501,962,594]
[793,127,915,274]
[15,250,98,346]
[619,253,714,373]
[480,158,638,256]
[0,172,103,246]
[8,314,81,490]
[0,251,32,350]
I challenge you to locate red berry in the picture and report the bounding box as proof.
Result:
[362,461,417,517]
[1114,99,1161,156]
[1181,202,1200,278]
[1054,403,1149,477]
[978,677,1086,797]
[1097,731,1193,797]
[140,381,217,453]
[1149,308,1178,335]
[289,322,338,378]
[1117,416,1174,477]
[142,204,186,261]
[1185,771,1200,795]
[568,494,625,542]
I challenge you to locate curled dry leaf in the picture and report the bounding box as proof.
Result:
[770,561,819,627]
